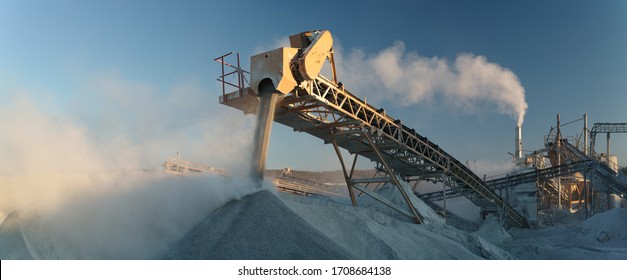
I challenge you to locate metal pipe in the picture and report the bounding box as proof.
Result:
[583,113,588,156]
[557,114,562,209]
[607,132,611,162]
[515,125,523,159]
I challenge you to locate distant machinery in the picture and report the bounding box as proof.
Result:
[499,115,624,221]
[537,117,627,217]
[163,155,228,176]
[419,113,627,225]
[215,30,528,227]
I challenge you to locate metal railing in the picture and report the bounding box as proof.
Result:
[214,52,249,103]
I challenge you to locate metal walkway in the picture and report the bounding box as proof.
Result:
[590,123,627,154]
[219,73,528,227]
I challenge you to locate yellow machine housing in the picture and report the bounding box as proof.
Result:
[250,30,335,96]
[250,47,300,95]
[294,30,333,81]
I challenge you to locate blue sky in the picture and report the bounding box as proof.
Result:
[1,0,626,174]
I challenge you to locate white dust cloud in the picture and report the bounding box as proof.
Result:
[0,76,264,258]
[35,174,267,259]
[335,42,528,125]
[78,72,256,171]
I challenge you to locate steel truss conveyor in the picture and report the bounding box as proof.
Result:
[216,30,528,227]
[219,74,528,227]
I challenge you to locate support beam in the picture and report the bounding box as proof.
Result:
[360,127,424,224]
[332,128,425,223]
[331,135,358,206]
[352,185,415,219]
[442,171,448,221]
[584,171,589,218]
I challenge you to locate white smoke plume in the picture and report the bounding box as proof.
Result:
[335,42,528,126]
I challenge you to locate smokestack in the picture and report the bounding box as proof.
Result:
[515,125,523,159]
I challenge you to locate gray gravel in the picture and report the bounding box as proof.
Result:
[163,190,355,259]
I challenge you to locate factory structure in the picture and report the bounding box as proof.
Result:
[488,118,627,224]
[167,30,627,228]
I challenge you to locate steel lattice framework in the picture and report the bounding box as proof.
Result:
[220,73,529,227]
